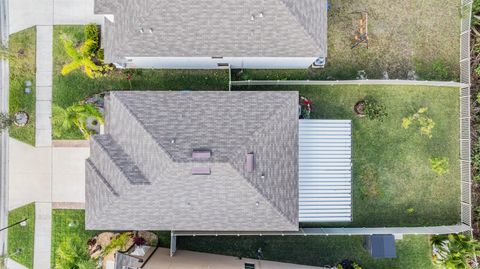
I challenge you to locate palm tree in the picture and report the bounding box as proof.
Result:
[52,103,104,139]
[431,234,480,269]
[60,35,109,79]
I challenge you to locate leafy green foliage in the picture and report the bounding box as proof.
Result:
[0,113,13,131]
[429,157,449,176]
[358,165,380,199]
[472,0,480,27]
[431,234,480,269]
[60,35,111,79]
[402,107,435,138]
[52,103,103,139]
[472,141,480,182]
[84,24,99,54]
[102,232,132,256]
[51,210,98,269]
[363,98,387,121]
[55,235,98,269]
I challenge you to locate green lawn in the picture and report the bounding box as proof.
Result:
[51,209,97,269]
[233,0,460,81]
[9,27,36,145]
[177,235,434,268]
[7,203,35,269]
[53,25,229,139]
[237,84,460,227]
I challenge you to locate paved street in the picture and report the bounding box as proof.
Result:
[0,0,10,258]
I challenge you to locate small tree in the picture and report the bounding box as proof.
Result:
[402,107,435,138]
[430,157,449,176]
[55,235,98,269]
[60,35,110,79]
[52,104,104,139]
[0,113,13,132]
[431,234,480,269]
[363,98,387,121]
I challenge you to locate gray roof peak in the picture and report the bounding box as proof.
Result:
[86,91,299,231]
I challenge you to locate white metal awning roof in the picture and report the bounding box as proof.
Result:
[299,119,352,222]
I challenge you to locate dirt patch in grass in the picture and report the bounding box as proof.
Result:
[234,0,460,81]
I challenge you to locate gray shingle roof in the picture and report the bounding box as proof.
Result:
[86,91,299,231]
[94,0,327,63]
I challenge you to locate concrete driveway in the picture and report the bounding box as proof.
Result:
[8,138,88,210]
[9,0,104,34]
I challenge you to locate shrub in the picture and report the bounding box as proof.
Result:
[84,24,99,43]
[102,232,132,256]
[363,98,387,121]
[472,140,480,182]
[84,24,99,54]
[402,107,435,138]
[52,103,104,139]
[55,235,97,269]
[431,234,480,269]
[358,165,380,199]
[429,157,449,176]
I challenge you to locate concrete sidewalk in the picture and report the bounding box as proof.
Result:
[35,25,53,147]
[32,203,51,269]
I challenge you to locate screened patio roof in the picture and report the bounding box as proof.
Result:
[299,120,352,222]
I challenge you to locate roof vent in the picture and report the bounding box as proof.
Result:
[245,152,255,172]
[192,150,211,159]
[192,167,211,175]
[258,12,264,18]
[170,138,176,144]
[139,27,144,33]
[148,28,154,33]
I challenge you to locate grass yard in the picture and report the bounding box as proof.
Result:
[9,27,36,145]
[7,203,35,269]
[237,84,460,227]
[177,235,434,269]
[53,25,229,140]
[51,209,97,269]
[233,0,460,81]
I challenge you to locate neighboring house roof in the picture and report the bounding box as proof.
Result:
[94,0,328,63]
[86,91,299,231]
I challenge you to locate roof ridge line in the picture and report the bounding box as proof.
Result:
[278,0,323,50]
[227,162,298,229]
[229,93,298,226]
[111,92,176,162]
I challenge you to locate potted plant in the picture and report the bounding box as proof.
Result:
[299,96,313,119]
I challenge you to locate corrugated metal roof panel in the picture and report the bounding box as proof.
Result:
[299,119,352,222]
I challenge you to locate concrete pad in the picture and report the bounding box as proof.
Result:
[33,203,51,269]
[36,116,51,130]
[35,86,52,101]
[6,259,29,269]
[35,72,52,87]
[8,0,53,34]
[54,0,104,25]
[8,139,52,209]
[52,147,89,203]
[35,129,52,147]
[35,100,52,115]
